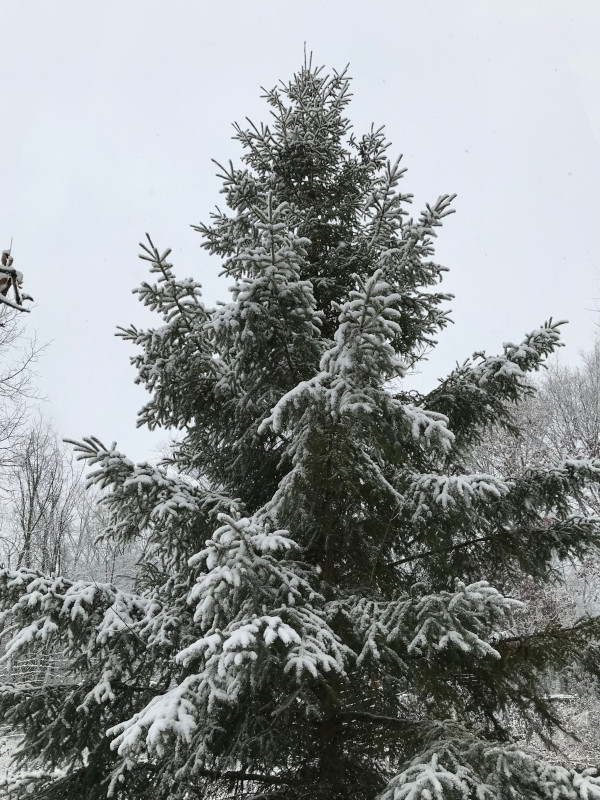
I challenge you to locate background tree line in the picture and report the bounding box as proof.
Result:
[0,307,139,689]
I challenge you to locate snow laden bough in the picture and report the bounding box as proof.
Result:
[0,248,33,312]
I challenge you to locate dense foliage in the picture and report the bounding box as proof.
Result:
[2,61,600,800]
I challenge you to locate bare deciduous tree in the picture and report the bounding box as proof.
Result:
[0,419,141,582]
[0,419,83,573]
[67,484,141,587]
[0,307,40,477]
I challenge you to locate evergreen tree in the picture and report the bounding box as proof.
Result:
[3,59,600,800]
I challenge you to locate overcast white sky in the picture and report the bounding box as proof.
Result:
[1,0,600,462]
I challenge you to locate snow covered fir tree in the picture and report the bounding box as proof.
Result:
[3,60,600,800]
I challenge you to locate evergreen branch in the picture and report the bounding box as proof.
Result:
[391,515,600,568]
[195,768,303,787]
[140,233,199,336]
[127,761,304,788]
[391,533,494,567]
[496,615,600,654]
[335,710,418,729]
